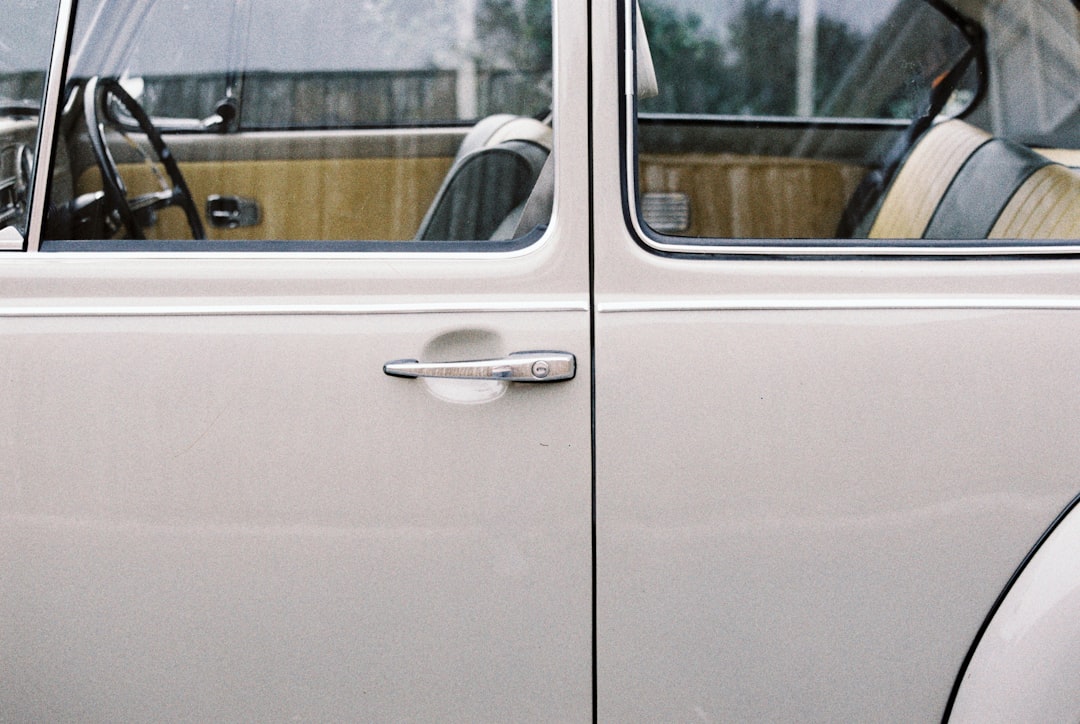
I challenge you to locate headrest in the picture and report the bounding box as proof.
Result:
[637,9,659,99]
[456,115,553,163]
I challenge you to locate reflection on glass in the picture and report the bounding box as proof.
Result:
[0,0,60,238]
[639,0,976,120]
[634,0,1080,244]
[44,0,554,246]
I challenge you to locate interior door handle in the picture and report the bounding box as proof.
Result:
[206,194,260,229]
[384,351,575,382]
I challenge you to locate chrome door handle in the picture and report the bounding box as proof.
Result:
[384,351,575,382]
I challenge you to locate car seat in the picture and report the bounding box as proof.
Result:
[862,119,1080,240]
[415,11,658,242]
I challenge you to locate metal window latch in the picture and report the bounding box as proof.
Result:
[206,194,260,229]
[384,351,576,383]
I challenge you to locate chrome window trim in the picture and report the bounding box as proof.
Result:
[626,236,1080,258]
[0,299,590,318]
[598,297,1080,313]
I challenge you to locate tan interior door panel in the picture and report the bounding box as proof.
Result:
[77,130,459,241]
[640,153,864,239]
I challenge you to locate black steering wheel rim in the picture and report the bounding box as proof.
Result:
[83,76,206,240]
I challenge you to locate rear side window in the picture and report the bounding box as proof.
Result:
[641,0,979,120]
[630,0,1080,248]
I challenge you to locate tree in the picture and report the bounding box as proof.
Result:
[474,0,552,114]
[642,0,865,118]
[475,0,551,72]
[638,4,735,115]
[726,0,800,115]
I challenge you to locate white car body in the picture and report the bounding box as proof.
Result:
[2,0,1080,720]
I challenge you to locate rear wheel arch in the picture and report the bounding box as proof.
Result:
[944,491,1080,722]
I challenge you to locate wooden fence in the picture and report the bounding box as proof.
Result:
[1,68,550,128]
[143,69,551,128]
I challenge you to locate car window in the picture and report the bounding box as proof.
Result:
[640,0,979,120]
[631,0,1080,246]
[0,0,60,243]
[42,0,553,249]
[71,0,552,131]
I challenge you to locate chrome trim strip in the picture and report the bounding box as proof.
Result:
[26,0,76,253]
[598,297,1080,313]
[0,300,590,318]
[26,246,547,261]
[631,240,1080,257]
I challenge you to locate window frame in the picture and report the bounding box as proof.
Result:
[622,0,1080,259]
[27,0,561,255]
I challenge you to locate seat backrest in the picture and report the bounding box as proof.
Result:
[414,137,549,241]
[989,162,1080,239]
[414,115,552,242]
[866,119,1080,240]
[414,9,659,242]
[866,120,991,238]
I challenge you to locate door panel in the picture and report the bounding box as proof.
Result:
[2,302,590,720]
[4,0,589,705]
[593,293,1080,720]
[640,152,864,238]
[638,120,898,238]
[4,0,591,719]
[592,3,1080,719]
[75,129,462,240]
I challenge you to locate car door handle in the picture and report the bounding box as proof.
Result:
[384,351,575,382]
[206,194,261,229]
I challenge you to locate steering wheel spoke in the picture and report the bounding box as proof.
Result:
[129,188,181,213]
[83,76,206,240]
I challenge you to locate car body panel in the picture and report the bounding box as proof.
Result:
[4,0,1080,719]
[1,0,593,719]
[590,1,1080,719]
[946,495,1080,722]
[1,299,592,721]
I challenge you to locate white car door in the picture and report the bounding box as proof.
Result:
[1,1,592,721]
[594,0,1080,720]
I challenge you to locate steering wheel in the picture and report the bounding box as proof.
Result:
[83,76,205,240]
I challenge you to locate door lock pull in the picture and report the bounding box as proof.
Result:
[384,351,575,382]
[206,194,260,229]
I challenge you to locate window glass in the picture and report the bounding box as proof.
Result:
[0,0,59,240]
[72,0,552,130]
[641,0,978,120]
[633,0,1080,245]
[44,0,553,248]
